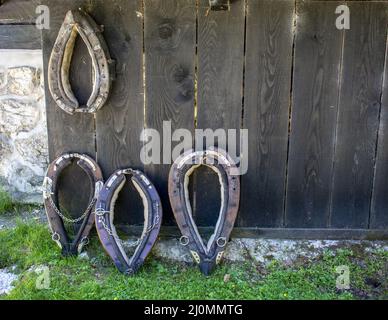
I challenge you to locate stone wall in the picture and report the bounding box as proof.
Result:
[0,50,48,204]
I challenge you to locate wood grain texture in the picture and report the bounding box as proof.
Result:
[364,2,388,230]
[0,24,40,49]
[38,0,388,235]
[331,1,388,228]
[285,1,344,228]
[93,0,145,225]
[194,0,245,227]
[121,225,388,240]
[144,0,196,225]
[0,0,39,24]
[239,0,294,228]
[42,0,96,216]
[370,41,388,229]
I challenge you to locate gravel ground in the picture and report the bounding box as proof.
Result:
[0,267,18,295]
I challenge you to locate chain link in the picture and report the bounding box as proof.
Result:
[95,207,160,248]
[48,195,96,224]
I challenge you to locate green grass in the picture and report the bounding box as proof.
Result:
[0,187,41,216]
[0,222,387,300]
[0,187,13,214]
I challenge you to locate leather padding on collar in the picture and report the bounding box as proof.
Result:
[48,9,114,114]
[95,169,162,274]
[43,153,103,256]
[168,148,240,275]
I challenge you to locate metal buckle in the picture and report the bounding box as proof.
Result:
[216,237,227,248]
[52,232,60,242]
[179,235,190,246]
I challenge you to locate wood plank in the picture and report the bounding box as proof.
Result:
[368,5,388,230]
[41,0,96,217]
[120,225,388,241]
[331,1,388,228]
[285,1,344,228]
[239,0,294,228]
[194,0,245,227]
[0,24,40,49]
[0,0,39,24]
[93,0,145,225]
[144,0,196,225]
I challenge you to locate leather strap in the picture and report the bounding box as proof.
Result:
[48,9,114,114]
[95,169,162,274]
[168,148,240,275]
[43,153,103,256]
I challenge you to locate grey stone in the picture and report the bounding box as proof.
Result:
[0,55,48,204]
[0,71,6,94]
[6,67,40,96]
[78,252,90,261]
[0,134,12,160]
[14,135,48,169]
[0,99,40,134]
[151,238,388,266]
[3,162,44,203]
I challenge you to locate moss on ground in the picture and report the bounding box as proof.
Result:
[0,221,387,300]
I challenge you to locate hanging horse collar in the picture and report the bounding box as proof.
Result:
[168,148,240,275]
[95,169,162,275]
[48,9,114,115]
[43,153,103,256]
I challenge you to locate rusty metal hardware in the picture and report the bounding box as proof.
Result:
[209,0,230,11]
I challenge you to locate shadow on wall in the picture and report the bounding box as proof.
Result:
[0,49,48,204]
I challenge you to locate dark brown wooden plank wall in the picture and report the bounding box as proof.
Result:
[240,0,294,228]
[41,0,96,217]
[144,0,196,225]
[331,1,388,228]
[29,0,388,236]
[285,1,344,228]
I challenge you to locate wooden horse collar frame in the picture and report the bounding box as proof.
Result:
[95,169,162,274]
[43,153,103,256]
[168,148,240,275]
[48,9,114,115]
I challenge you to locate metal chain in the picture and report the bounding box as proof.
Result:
[95,207,160,248]
[48,195,96,224]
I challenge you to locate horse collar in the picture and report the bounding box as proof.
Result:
[95,169,162,274]
[43,153,103,256]
[48,9,114,114]
[168,148,240,275]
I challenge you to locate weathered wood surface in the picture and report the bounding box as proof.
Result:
[330,1,388,229]
[93,0,145,225]
[285,1,344,228]
[0,0,39,24]
[240,0,294,228]
[41,0,96,217]
[371,37,388,229]
[30,0,388,236]
[0,24,40,49]
[194,0,245,227]
[144,0,196,225]
[122,225,388,240]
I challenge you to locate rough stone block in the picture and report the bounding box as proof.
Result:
[6,66,40,96]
